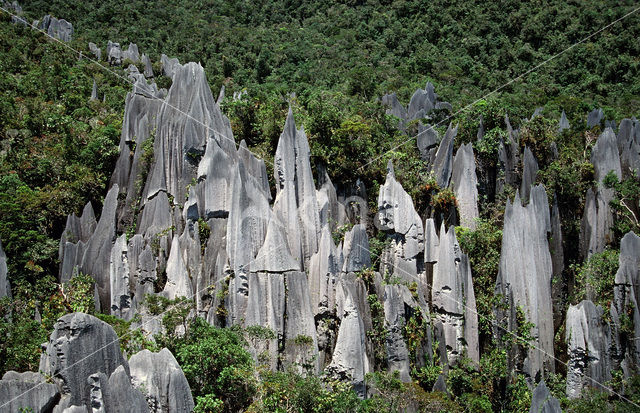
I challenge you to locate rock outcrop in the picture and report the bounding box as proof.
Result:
[495,185,554,379]
[0,239,10,300]
[0,371,60,413]
[451,143,479,229]
[38,15,73,42]
[530,380,562,413]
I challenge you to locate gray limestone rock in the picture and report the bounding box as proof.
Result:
[129,348,195,413]
[284,271,320,373]
[122,43,140,63]
[197,138,234,217]
[88,42,101,60]
[88,367,149,413]
[326,291,371,397]
[612,231,640,375]
[587,108,604,129]
[520,146,539,202]
[39,313,128,408]
[39,15,73,42]
[495,185,554,379]
[0,239,10,300]
[424,218,439,264]
[557,110,570,133]
[550,196,564,278]
[431,123,457,189]
[162,234,193,300]
[565,300,611,399]
[579,187,615,259]
[408,88,434,120]
[341,224,371,273]
[273,108,321,268]
[451,143,479,229]
[59,201,96,281]
[416,123,439,160]
[377,162,423,279]
[381,92,408,126]
[142,53,154,78]
[382,285,412,381]
[498,114,520,191]
[617,119,640,177]
[110,234,134,320]
[591,127,621,184]
[530,381,561,413]
[309,226,342,316]
[107,41,122,66]
[244,272,285,370]
[160,54,180,78]
[431,224,479,364]
[252,215,300,273]
[91,80,98,101]
[238,139,271,201]
[80,185,118,312]
[0,372,60,413]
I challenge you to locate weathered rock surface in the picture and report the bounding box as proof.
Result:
[39,15,73,42]
[495,185,554,379]
[530,380,561,413]
[0,371,60,413]
[451,143,479,229]
[129,348,195,413]
[558,110,570,133]
[107,41,122,65]
[0,239,10,300]
[520,146,539,202]
[122,42,140,63]
[565,300,611,399]
[430,123,457,189]
[587,108,604,129]
[88,42,101,60]
[39,313,128,409]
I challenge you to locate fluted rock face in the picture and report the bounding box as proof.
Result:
[88,42,101,60]
[565,300,612,399]
[497,114,520,192]
[612,231,640,376]
[123,43,140,63]
[416,123,439,161]
[377,162,424,280]
[580,128,621,258]
[0,239,10,300]
[107,41,122,65]
[129,348,195,413]
[431,224,479,365]
[617,118,640,178]
[273,108,321,269]
[520,146,539,202]
[342,224,371,273]
[0,371,60,413]
[558,110,570,133]
[530,381,561,413]
[495,185,554,379]
[587,108,604,129]
[451,143,479,229]
[87,366,149,413]
[431,123,457,189]
[382,83,450,132]
[309,226,342,316]
[39,15,73,42]
[39,313,128,409]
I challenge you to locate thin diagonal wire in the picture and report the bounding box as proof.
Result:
[360,242,640,407]
[358,4,640,172]
[0,6,273,168]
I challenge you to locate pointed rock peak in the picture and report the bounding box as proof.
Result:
[253,215,301,273]
[386,160,395,177]
[558,110,570,132]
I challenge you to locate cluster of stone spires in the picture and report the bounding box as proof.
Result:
[2,9,640,408]
[5,2,74,42]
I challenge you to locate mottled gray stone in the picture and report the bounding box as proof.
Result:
[284,271,320,373]
[141,53,154,78]
[90,79,98,101]
[59,201,96,281]
[244,272,285,370]
[579,187,615,259]
[424,218,439,264]
[452,143,479,229]
[378,162,423,278]
[381,92,407,124]
[326,290,370,396]
[110,234,134,319]
[197,138,234,217]
[0,372,59,413]
[238,139,271,201]
[617,119,640,178]
[106,41,122,66]
[129,348,195,413]
[342,224,371,273]
[530,381,561,413]
[558,110,570,133]
[39,313,128,408]
[408,88,434,120]
[416,123,439,160]
[591,127,621,183]
[431,224,479,364]
[0,239,10,300]
[587,108,604,129]
[122,43,140,63]
[612,231,640,376]
[565,300,611,399]
[162,234,193,299]
[273,108,321,268]
[495,185,554,378]
[309,226,341,316]
[520,146,539,202]
[88,42,101,60]
[382,285,412,381]
[39,15,73,42]
[160,54,180,78]
[80,185,118,311]
[252,215,300,273]
[88,366,148,413]
[431,123,457,189]
[498,114,520,191]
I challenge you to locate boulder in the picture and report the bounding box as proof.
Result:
[129,348,195,412]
